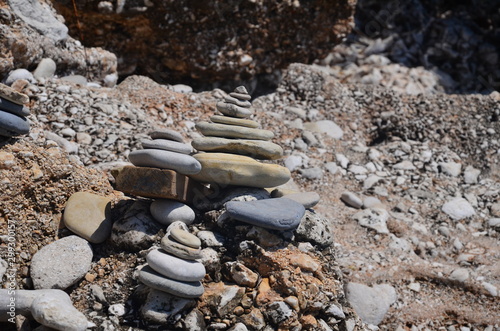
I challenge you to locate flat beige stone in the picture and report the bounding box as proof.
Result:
[0,83,29,105]
[210,115,259,128]
[189,153,290,188]
[192,137,283,160]
[63,192,112,244]
[196,122,274,140]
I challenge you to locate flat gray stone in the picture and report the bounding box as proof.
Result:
[138,266,204,298]
[442,198,475,220]
[147,249,206,281]
[439,162,462,177]
[229,91,251,101]
[0,97,30,116]
[341,192,363,209]
[150,199,195,225]
[30,236,93,290]
[346,282,397,325]
[295,210,334,248]
[464,165,481,184]
[192,137,283,160]
[216,102,253,118]
[196,121,273,140]
[0,109,29,137]
[129,149,201,175]
[270,190,320,208]
[226,198,305,231]
[150,129,184,142]
[33,58,57,80]
[142,139,192,154]
[210,115,259,128]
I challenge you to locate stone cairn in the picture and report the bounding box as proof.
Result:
[189,86,308,231]
[0,83,30,138]
[118,129,206,298]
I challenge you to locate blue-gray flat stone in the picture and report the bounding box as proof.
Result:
[128,149,201,175]
[0,97,30,116]
[225,198,305,230]
[142,139,192,154]
[0,109,29,136]
[138,266,204,298]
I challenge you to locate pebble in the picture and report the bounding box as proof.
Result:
[197,230,225,247]
[270,190,320,208]
[33,58,57,80]
[128,149,202,175]
[463,165,481,184]
[171,84,193,93]
[352,208,390,234]
[299,167,323,179]
[140,289,196,324]
[150,129,184,142]
[192,137,283,160]
[142,139,193,154]
[0,109,30,136]
[284,155,303,171]
[30,235,93,290]
[226,197,305,230]
[216,101,252,118]
[448,268,469,282]
[4,68,35,85]
[0,97,30,116]
[225,262,259,287]
[295,210,334,247]
[190,153,291,188]
[346,282,397,326]
[363,197,383,209]
[439,162,462,177]
[171,228,201,248]
[488,218,500,229]
[336,153,350,168]
[442,198,475,220]
[146,249,206,281]
[108,303,126,316]
[150,199,196,225]
[210,115,259,128]
[393,160,416,171]
[266,301,294,324]
[63,191,112,244]
[161,234,202,260]
[195,121,274,140]
[482,282,498,297]
[138,266,204,298]
[303,120,344,139]
[0,83,29,105]
[341,191,363,209]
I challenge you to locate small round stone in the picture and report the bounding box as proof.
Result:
[170,228,201,248]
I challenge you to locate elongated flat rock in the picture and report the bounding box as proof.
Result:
[0,97,30,116]
[0,110,30,136]
[216,102,252,118]
[150,129,184,142]
[142,139,193,154]
[129,149,201,175]
[139,266,204,298]
[210,115,259,128]
[196,122,273,140]
[226,198,305,230]
[160,235,202,260]
[189,153,290,188]
[224,95,251,107]
[192,137,283,160]
[0,83,29,105]
[147,249,206,281]
[111,166,206,204]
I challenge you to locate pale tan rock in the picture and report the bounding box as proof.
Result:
[196,122,273,140]
[192,137,283,160]
[0,83,29,105]
[189,153,290,188]
[210,115,259,128]
[63,192,112,244]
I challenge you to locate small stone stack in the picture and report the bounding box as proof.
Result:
[190,86,291,188]
[139,222,205,298]
[0,83,30,138]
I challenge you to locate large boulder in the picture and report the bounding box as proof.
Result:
[51,0,354,87]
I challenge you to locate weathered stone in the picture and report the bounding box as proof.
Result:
[270,190,320,208]
[149,128,184,142]
[192,137,283,160]
[189,153,290,188]
[346,283,397,325]
[210,115,259,128]
[170,228,201,248]
[112,166,207,204]
[161,235,202,260]
[201,282,245,317]
[141,288,196,324]
[215,102,253,118]
[295,210,334,248]
[352,208,390,234]
[0,83,29,105]
[196,122,273,140]
[146,249,206,281]
[138,266,204,299]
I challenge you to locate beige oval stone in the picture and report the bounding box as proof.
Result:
[189,153,290,188]
[63,192,112,244]
[210,115,259,128]
[196,122,274,140]
[170,228,201,248]
[192,137,283,160]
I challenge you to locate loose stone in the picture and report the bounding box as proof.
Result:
[303,120,343,139]
[0,97,30,116]
[150,129,184,142]
[192,137,283,160]
[63,191,112,244]
[442,198,475,220]
[346,283,397,326]
[189,153,290,188]
[161,235,202,260]
[33,58,57,80]
[216,102,253,118]
[170,228,201,248]
[147,249,206,282]
[138,266,204,298]
[210,115,259,128]
[0,83,29,105]
[128,149,202,175]
[352,208,389,234]
[226,198,305,231]
[195,122,274,140]
[0,110,30,136]
[341,192,363,209]
[150,199,196,225]
[142,139,193,154]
